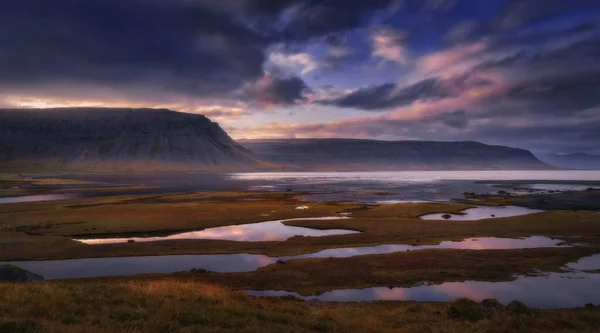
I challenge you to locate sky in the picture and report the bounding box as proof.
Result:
[1,0,600,154]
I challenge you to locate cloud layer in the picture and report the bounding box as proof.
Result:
[1,0,600,153]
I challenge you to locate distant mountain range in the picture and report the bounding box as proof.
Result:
[0,108,552,172]
[0,108,267,172]
[240,139,552,171]
[537,153,600,170]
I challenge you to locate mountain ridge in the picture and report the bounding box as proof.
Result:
[0,108,553,172]
[240,138,552,171]
[0,108,268,172]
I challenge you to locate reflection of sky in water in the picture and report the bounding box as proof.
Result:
[2,254,277,279]
[235,171,600,202]
[246,272,600,308]
[20,236,568,280]
[283,236,566,260]
[74,217,356,244]
[421,206,543,221]
[567,254,600,271]
[0,194,77,204]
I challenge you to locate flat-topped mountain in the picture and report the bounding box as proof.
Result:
[240,138,552,171]
[0,108,267,172]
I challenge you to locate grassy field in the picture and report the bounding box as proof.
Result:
[193,247,600,294]
[2,277,600,333]
[1,190,600,261]
[2,177,600,332]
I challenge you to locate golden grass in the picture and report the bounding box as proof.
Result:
[1,189,600,260]
[195,247,600,295]
[2,277,600,333]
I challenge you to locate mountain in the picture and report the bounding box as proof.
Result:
[240,139,552,171]
[537,153,600,170]
[0,108,268,172]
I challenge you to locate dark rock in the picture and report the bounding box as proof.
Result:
[481,298,503,311]
[585,303,595,308]
[127,239,135,243]
[447,298,490,322]
[498,190,507,195]
[442,214,452,219]
[190,268,209,273]
[0,265,44,282]
[491,214,495,217]
[276,260,287,265]
[506,300,530,314]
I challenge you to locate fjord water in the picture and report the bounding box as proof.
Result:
[6,170,598,205]
[232,170,600,202]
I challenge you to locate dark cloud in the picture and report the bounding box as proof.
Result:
[494,0,599,30]
[320,76,493,111]
[0,0,395,100]
[244,74,310,105]
[432,110,469,129]
[245,0,394,41]
[0,0,268,97]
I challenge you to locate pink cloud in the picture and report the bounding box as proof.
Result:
[416,41,487,75]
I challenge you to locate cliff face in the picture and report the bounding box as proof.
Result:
[0,108,266,172]
[240,138,552,171]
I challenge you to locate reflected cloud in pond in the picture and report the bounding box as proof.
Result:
[2,254,277,279]
[420,206,543,221]
[74,217,357,244]
[246,271,600,308]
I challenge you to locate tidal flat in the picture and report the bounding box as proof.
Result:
[1,172,600,332]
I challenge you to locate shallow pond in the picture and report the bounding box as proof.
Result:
[245,271,600,309]
[73,217,357,244]
[4,236,567,279]
[567,254,600,271]
[2,254,277,279]
[0,194,78,204]
[420,206,543,221]
[282,236,567,260]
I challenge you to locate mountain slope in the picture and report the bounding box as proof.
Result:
[0,108,267,172]
[537,153,600,170]
[240,138,552,171]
